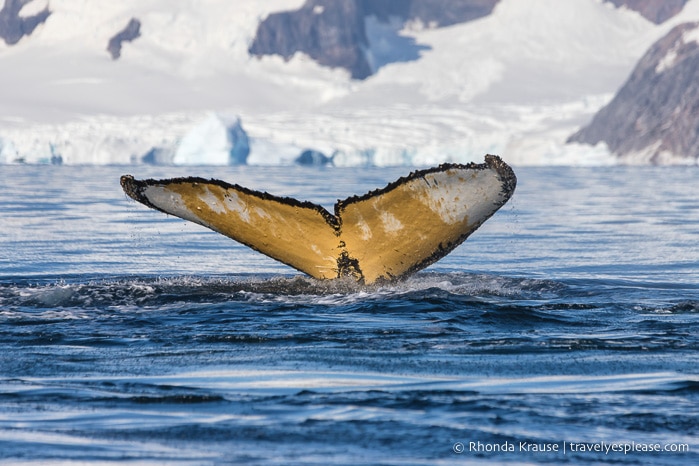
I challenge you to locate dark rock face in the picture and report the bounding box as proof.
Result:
[0,0,51,45]
[604,0,688,24]
[362,0,499,28]
[107,18,142,60]
[568,22,699,163]
[249,0,371,79]
[249,0,498,79]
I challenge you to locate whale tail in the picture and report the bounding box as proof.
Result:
[121,154,516,284]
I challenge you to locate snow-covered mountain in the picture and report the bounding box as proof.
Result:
[248,0,499,80]
[569,20,699,163]
[1,0,698,165]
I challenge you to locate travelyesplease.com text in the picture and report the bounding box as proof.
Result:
[453,440,689,455]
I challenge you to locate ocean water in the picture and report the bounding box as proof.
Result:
[0,163,698,465]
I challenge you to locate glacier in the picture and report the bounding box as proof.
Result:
[2,0,699,165]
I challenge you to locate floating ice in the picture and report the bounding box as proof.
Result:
[172,113,250,166]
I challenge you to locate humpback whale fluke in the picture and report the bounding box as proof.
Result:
[121,154,516,284]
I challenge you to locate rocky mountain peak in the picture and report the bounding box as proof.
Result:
[249,0,371,79]
[249,0,499,79]
[0,0,50,45]
[107,18,142,60]
[568,22,699,163]
[604,0,689,24]
[361,0,500,28]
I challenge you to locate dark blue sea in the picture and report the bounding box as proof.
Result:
[1,164,698,465]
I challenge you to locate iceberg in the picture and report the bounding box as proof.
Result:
[246,138,304,166]
[0,138,19,164]
[141,146,175,165]
[295,149,334,166]
[172,113,250,165]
